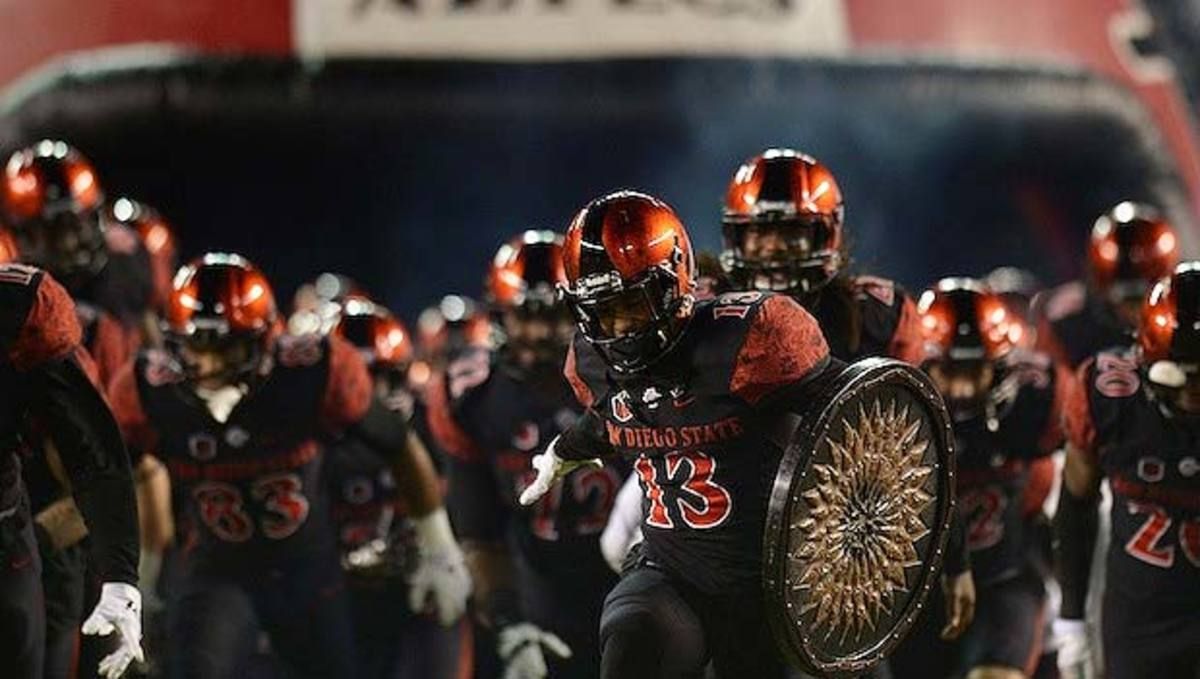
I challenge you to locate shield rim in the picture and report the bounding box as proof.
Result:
[762,357,957,676]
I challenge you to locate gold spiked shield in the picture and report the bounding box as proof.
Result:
[763,358,955,677]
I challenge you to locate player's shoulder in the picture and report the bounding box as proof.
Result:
[1078,348,1150,429]
[691,291,814,353]
[1,265,82,369]
[0,264,47,339]
[442,344,503,410]
[1001,348,1060,417]
[272,331,332,370]
[133,347,187,390]
[104,222,147,257]
[1034,280,1087,324]
[851,275,915,350]
[850,275,905,311]
[698,290,812,327]
[1004,348,1058,392]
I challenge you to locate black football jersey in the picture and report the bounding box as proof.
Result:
[325,388,425,561]
[1035,281,1132,367]
[429,347,626,581]
[952,350,1065,585]
[75,224,155,329]
[111,332,374,568]
[1066,349,1200,624]
[566,291,830,594]
[0,265,82,511]
[811,275,924,364]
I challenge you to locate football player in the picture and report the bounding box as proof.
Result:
[107,253,471,679]
[328,298,471,679]
[0,263,144,679]
[1057,261,1200,679]
[1034,202,1178,367]
[2,153,150,678]
[719,148,924,364]
[520,191,837,678]
[427,230,626,679]
[719,149,974,645]
[1,140,155,332]
[106,197,179,322]
[900,279,1068,679]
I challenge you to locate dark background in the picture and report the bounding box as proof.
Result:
[0,54,1193,321]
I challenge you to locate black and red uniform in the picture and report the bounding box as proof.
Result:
[428,345,625,677]
[326,385,470,679]
[1035,202,1179,369]
[21,297,135,679]
[807,274,924,365]
[943,352,1067,676]
[1034,281,1132,368]
[1064,349,1200,678]
[75,222,155,332]
[564,291,831,677]
[108,331,407,679]
[0,265,139,679]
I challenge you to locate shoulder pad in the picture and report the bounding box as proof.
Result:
[0,264,44,351]
[274,332,328,370]
[444,346,495,404]
[708,290,771,319]
[1003,348,1056,391]
[1039,281,1086,323]
[138,348,186,388]
[851,275,898,308]
[105,223,143,256]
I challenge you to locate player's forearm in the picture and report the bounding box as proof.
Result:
[135,455,174,551]
[942,508,971,576]
[1055,444,1102,618]
[394,430,443,516]
[1054,482,1099,619]
[556,408,617,461]
[350,397,442,515]
[464,541,520,628]
[33,355,140,584]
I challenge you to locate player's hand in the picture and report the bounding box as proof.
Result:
[518,435,603,506]
[1054,618,1094,679]
[409,508,473,626]
[81,582,145,679]
[939,569,975,640]
[498,622,573,679]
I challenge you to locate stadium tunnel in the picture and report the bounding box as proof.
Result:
[0,48,1194,318]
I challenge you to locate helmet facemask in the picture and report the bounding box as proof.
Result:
[566,261,692,374]
[168,323,270,392]
[721,214,841,297]
[497,284,574,380]
[13,207,107,290]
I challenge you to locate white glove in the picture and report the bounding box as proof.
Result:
[518,436,603,506]
[498,622,573,679]
[81,582,145,679]
[408,509,472,626]
[1054,618,1094,679]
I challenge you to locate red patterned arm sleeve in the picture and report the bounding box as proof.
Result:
[9,273,82,372]
[425,372,484,462]
[320,334,374,429]
[564,342,595,407]
[1062,359,1098,462]
[887,291,925,364]
[730,295,831,405]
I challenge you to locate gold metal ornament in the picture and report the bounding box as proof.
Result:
[789,399,934,644]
